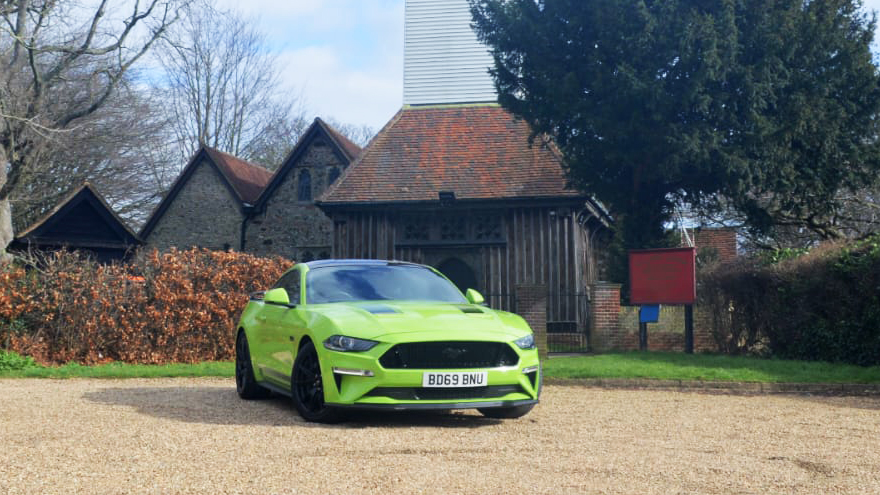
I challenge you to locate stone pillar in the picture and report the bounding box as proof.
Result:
[515,284,548,359]
[589,282,622,352]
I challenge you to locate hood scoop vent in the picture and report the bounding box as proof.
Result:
[457,305,485,314]
[359,304,401,315]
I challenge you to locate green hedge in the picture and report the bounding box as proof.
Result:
[700,235,880,365]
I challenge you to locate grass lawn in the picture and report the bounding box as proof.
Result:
[3,350,880,383]
[544,352,880,384]
[0,356,233,379]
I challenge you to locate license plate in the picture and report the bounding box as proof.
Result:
[422,371,488,388]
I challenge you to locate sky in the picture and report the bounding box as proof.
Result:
[217,0,880,132]
[216,0,405,131]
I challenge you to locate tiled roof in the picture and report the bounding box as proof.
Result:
[203,147,273,204]
[320,105,582,204]
[318,119,362,162]
[140,146,272,238]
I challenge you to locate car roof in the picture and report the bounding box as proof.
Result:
[303,259,427,269]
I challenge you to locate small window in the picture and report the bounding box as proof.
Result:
[328,167,340,185]
[298,169,312,201]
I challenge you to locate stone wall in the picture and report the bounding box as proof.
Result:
[245,139,345,261]
[146,160,243,251]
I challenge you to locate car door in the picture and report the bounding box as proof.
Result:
[262,267,308,384]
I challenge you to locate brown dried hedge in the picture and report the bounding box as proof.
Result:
[699,235,880,365]
[0,248,290,365]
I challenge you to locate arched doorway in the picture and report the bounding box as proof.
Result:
[436,257,478,294]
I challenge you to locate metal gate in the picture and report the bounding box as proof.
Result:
[546,292,590,353]
[482,292,590,354]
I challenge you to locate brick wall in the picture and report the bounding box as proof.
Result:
[682,227,737,263]
[145,159,244,251]
[617,305,716,352]
[515,284,548,359]
[246,139,344,260]
[589,282,622,352]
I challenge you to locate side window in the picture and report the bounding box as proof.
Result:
[298,169,312,201]
[273,270,301,304]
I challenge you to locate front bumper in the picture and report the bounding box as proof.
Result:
[331,399,538,411]
[319,343,541,409]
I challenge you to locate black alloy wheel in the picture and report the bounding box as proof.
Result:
[291,341,343,423]
[235,331,270,399]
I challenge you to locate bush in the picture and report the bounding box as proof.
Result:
[0,248,289,365]
[699,236,880,365]
[0,350,37,371]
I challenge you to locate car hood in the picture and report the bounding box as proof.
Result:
[312,301,528,342]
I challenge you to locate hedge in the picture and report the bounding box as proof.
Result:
[699,235,880,365]
[0,248,289,365]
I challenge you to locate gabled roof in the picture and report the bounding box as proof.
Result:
[254,118,362,209]
[319,118,362,162]
[140,146,272,239]
[203,147,273,204]
[319,105,584,206]
[14,183,141,249]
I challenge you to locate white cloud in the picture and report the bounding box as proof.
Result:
[277,44,401,129]
[215,0,404,129]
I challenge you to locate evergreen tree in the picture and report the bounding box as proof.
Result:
[471,0,880,266]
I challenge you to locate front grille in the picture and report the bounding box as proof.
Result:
[379,341,519,369]
[365,385,524,401]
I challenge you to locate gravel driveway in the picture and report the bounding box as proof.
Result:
[1,378,879,494]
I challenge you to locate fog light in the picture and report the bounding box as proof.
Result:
[521,365,539,374]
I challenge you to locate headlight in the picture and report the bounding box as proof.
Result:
[323,335,378,352]
[514,334,536,350]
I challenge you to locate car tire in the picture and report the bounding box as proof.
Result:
[291,340,344,423]
[235,330,271,400]
[478,402,536,419]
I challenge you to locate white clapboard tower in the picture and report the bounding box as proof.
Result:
[403,0,497,106]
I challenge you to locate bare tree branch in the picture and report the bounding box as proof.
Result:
[156,0,307,164]
[0,0,189,252]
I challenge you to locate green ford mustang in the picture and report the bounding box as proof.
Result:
[235,259,541,422]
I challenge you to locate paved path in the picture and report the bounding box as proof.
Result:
[1,378,879,494]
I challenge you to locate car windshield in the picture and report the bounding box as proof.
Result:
[305,264,467,304]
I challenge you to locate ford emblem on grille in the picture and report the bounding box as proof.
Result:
[442,346,467,360]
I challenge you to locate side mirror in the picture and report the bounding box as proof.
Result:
[465,288,485,305]
[264,287,291,306]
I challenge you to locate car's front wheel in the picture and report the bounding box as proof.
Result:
[291,340,343,423]
[235,330,271,400]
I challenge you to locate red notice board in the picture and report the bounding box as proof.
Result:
[629,247,696,305]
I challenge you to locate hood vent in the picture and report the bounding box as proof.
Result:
[359,304,401,314]
[457,305,484,314]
